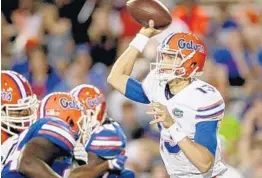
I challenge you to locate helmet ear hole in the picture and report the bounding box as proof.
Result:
[191,62,197,68]
[66,116,75,127]
[90,111,94,116]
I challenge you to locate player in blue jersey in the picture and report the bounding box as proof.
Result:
[1,92,92,178]
[68,84,135,178]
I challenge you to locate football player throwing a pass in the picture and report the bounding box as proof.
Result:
[107,20,227,178]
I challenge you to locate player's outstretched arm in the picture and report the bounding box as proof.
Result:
[107,44,141,94]
[17,137,62,178]
[107,20,161,103]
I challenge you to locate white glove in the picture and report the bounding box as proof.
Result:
[108,155,128,171]
[73,142,88,164]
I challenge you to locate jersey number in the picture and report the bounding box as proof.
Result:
[196,85,215,94]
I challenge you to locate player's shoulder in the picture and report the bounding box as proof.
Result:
[181,79,224,108]
[35,117,74,132]
[33,117,77,153]
[186,79,225,120]
[22,117,75,140]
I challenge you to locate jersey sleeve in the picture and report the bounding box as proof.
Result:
[35,120,77,154]
[85,124,126,159]
[191,83,225,155]
[190,82,225,122]
[194,120,219,156]
[125,77,150,104]
[195,98,225,121]
[125,69,159,103]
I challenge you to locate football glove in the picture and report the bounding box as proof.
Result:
[73,141,87,164]
[108,155,128,171]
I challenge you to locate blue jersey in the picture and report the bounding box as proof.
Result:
[85,119,127,159]
[85,119,133,178]
[1,117,78,178]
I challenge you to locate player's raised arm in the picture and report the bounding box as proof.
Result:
[107,20,161,104]
[18,137,62,178]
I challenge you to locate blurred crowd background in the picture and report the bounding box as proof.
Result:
[1,0,262,177]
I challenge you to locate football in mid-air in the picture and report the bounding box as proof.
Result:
[126,0,172,29]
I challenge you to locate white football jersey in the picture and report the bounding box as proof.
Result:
[142,70,227,178]
[1,135,19,170]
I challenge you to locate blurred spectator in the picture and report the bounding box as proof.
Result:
[24,46,61,99]
[199,58,229,101]
[1,0,19,24]
[42,1,74,75]
[52,48,92,92]
[219,135,244,178]
[151,157,169,178]
[126,139,159,178]
[1,14,12,70]
[11,0,43,55]
[58,0,97,45]
[120,101,144,140]
[45,29,74,75]
[238,97,262,177]
[53,47,108,93]
[11,53,30,76]
[171,0,209,37]
[88,3,118,66]
[214,22,250,87]
[241,15,262,86]
[88,62,109,94]
[248,139,262,178]
[107,60,150,126]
